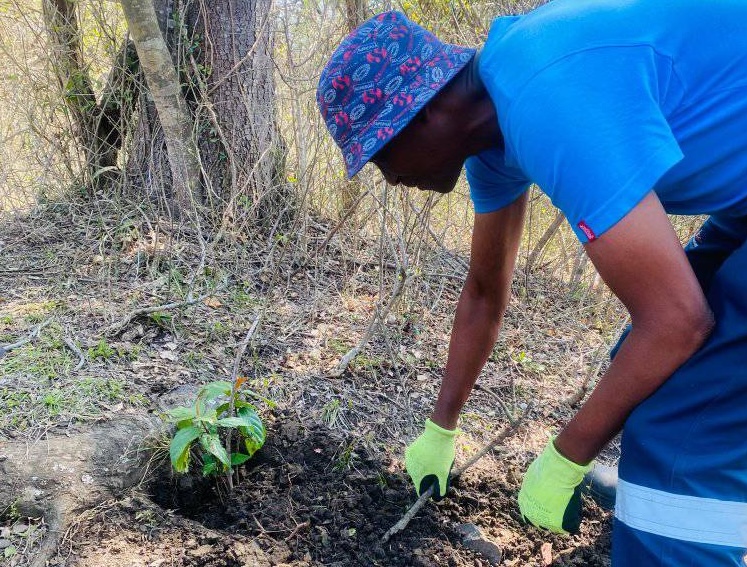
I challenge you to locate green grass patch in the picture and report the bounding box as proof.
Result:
[0,376,147,435]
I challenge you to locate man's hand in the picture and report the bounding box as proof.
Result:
[518,439,593,534]
[405,419,459,499]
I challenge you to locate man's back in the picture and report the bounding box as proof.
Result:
[471,0,747,241]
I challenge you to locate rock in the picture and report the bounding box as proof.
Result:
[0,538,12,549]
[188,544,214,557]
[541,541,553,565]
[455,523,503,566]
[11,523,28,535]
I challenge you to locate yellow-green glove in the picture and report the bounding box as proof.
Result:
[518,439,593,534]
[405,419,459,500]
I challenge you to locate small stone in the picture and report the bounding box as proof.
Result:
[456,523,503,566]
[540,542,553,565]
[188,545,214,558]
[11,523,28,535]
[0,539,12,549]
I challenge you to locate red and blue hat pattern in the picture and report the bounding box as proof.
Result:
[317,11,476,178]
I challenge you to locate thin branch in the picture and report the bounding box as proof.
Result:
[564,319,629,407]
[290,188,371,278]
[224,313,262,491]
[381,403,534,544]
[103,280,227,336]
[330,267,408,377]
[63,336,85,371]
[0,319,52,359]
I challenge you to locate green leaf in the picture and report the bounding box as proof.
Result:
[215,399,255,417]
[165,406,196,422]
[195,410,218,425]
[230,452,252,465]
[217,416,249,428]
[237,407,266,457]
[244,436,264,458]
[243,389,277,408]
[169,426,202,473]
[198,381,233,403]
[202,454,218,476]
[199,433,230,468]
[238,406,266,438]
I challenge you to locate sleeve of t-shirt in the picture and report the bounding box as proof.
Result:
[503,46,684,242]
[465,147,531,214]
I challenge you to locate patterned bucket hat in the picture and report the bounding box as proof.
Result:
[317,11,476,178]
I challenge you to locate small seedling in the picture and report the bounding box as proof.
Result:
[163,377,269,482]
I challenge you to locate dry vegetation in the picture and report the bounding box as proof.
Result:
[0,1,703,566]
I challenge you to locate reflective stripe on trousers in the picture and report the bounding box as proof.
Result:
[615,479,747,548]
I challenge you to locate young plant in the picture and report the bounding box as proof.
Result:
[163,377,268,481]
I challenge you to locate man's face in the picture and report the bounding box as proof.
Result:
[369,110,464,194]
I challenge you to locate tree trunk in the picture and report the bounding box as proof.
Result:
[345,0,366,31]
[193,0,289,229]
[124,0,289,229]
[339,0,367,222]
[43,0,126,187]
[121,0,201,213]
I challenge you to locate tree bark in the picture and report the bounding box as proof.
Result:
[121,0,201,213]
[339,0,367,222]
[42,0,120,186]
[123,0,290,228]
[189,0,290,229]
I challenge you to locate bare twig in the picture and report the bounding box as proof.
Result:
[564,319,628,407]
[0,318,52,359]
[103,280,227,336]
[63,336,85,371]
[526,211,565,273]
[330,267,409,377]
[290,188,371,278]
[381,403,534,544]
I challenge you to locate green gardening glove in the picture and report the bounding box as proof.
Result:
[517,439,593,534]
[405,419,459,500]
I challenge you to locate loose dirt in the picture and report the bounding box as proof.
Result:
[66,411,611,567]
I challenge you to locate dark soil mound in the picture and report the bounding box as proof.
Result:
[147,413,611,566]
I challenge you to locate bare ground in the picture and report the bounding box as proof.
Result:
[0,201,624,566]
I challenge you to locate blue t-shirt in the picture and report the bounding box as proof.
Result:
[466,0,747,242]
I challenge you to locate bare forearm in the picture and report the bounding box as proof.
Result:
[555,318,713,464]
[431,291,506,429]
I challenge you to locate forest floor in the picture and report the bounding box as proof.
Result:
[0,201,626,566]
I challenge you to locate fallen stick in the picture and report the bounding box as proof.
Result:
[381,404,533,544]
[103,282,227,336]
[0,318,52,359]
[63,336,86,371]
[330,267,408,377]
